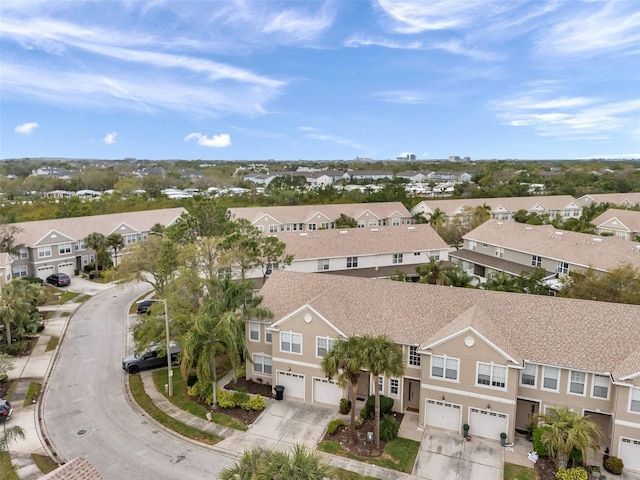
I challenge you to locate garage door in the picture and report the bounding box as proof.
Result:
[313,377,342,405]
[470,408,508,441]
[277,371,305,401]
[36,266,54,281]
[619,437,640,472]
[58,262,75,277]
[425,399,461,432]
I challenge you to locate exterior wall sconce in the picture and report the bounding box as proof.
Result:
[442,395,446,401]
[487,403,491,410]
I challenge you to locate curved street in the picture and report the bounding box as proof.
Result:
[41,281,235,479]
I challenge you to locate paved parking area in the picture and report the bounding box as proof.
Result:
[413,429,504,480]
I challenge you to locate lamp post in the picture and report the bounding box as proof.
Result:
[145,298,173,397]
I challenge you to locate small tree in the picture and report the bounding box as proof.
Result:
[85,232,108,274]
[0,424,25,453]
[334,214,357,228]
[106,233,125,269]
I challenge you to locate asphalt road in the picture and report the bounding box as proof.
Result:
[42,282,235,479]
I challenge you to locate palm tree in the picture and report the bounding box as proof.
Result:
[416,257,449,285]
[0,424,25,452]
[321,336,366,445]
[441,266,477,288]
[0,280,45,345]
[361,335,404,452]
[106,233,125,269]
[537,406,602,469]
[428,207,446,232]
[483,271,524,293]
[85,232,108,275]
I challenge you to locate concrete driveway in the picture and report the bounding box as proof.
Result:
[215,399,337,454]
[413,429,503,480]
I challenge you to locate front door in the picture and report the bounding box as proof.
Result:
[515,399,539,433]
[356,371,370,401]
[405,379,420,412]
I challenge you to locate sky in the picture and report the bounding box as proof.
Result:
[1,1,640,161]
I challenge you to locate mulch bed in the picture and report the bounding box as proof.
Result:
[535,456,557,480]
[322,413,404,457]
[218,377,275,426]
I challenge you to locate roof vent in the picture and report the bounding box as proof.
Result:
[299,233,308,237]
[339,230,348,235]
[408,226,416,231]
[525,226,533,230]
[592,237,602,242]
[371,228,379,232]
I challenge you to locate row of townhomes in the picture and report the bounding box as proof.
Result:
[592,208,640,241]
[448,219,640,281]
[248,271,640,472]
[2,208,186,287]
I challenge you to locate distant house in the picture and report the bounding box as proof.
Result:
[592,209,640,241]
[45,190,74,199]
[31,167,76,179]
[348,170,394,182]
[396,171,430,183]
[134,166,166,177]
[576,193,640,209]
[243,173,277,186]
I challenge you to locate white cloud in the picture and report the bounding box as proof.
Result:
[184,132,231,148]
[103,131,117,145]
[373,90,429,104]
[14,122,39,134]
[261,7,335,41]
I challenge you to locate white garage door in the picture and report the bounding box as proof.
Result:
[36,266,54,281]
[470,408,508,441]
[619,437,640,473]
[58,262,75,277]
[425,399,461,432]
[313,377,342,405]
[277,371,305,401]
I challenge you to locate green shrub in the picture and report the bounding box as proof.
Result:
[217,389,236,409]
[236,364,246,379]
[555,467,588,480]
[354,415,364,429]
[327,419,343,435]
[604,456,623,475]
[533,426,551,457]
[361,394,394,419]
[231,390,250,406]
[380,414,400,441]
[186,380,212,402]
[569,447,582,466]
[241,395,265,411]
[339,398,351,415]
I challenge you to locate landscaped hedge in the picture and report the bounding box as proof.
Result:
[361,394,394,419]
[604,455,624,475]
[555,467,588,480]
[327,419,343,435]
[532,426,551,457]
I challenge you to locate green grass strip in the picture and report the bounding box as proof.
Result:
[45,336,59,352]
[0,451,19,480]
[23,382,41,407]
[31,453,58,474]
[504,463,536,480]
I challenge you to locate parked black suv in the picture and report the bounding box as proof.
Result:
[46,273,71,287]
[136,300,154,315]
[122,342,181,374]
[0,399,13,423]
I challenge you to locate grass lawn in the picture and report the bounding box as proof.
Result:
[504,463,536,480]
[152,368,247,431]
[318,437,420,473]
[42,287,82,305]
[32,454,58,474]
[45,336,59,352]
[0,451,19,480]
[23,382,41,407]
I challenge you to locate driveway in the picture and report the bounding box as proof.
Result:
[413,429,503,480]
[215,399,337,454]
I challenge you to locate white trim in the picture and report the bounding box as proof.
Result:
[422,383,516,405]
[541,366,560,392]
[430,355,460,383]
[272,357,322,370]
[248,321,260,342]
[476,362,507,391]
[279,330,302,355]
[389,378,400,398]
[316,336,336,359]
[614,419,640,429]
[519,363,538,389]
[591,373,611,401]
[270,304,347,338]
[567,370,587,397]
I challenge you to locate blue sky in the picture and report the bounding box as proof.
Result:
[1,1,639,161]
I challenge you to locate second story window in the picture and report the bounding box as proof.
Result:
[531,255,542,268]
[557,261,569,275]
[520,363,537,387]
[19,247,29,259]
[281,331,302,354]
[37,246,52,258]
[592,374,610,399]
[59,243,72,254]
[431,355,458,381]
[477,363,506,389]
[316,337,335,357]
[409,346,421,367]
[346,257,358,268]
[542,366,559,391]
[630,387,640,413]
[317,259,329,271]
[393,253,403,264]
[248,322,260,342]
[569,371,586,395]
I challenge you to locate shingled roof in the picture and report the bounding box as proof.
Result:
[259,271,640,380]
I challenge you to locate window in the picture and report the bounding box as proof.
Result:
[390,378,399,397]
[477,363,506,389]
[378,376,384,393]
[392,253,403,264]
[125,234,137,245]
[269,225,278,233]
[37,246,52,258]
[281,331,302,354]
[431,355,458,381]
[76,240,86,250]
[392,218,400,226]
[429,251,441,261]
[317,259,330,271]
[316,337,335,357]
[308,223,316,231]
[320,222,330,230]
[59,243,72,254]
[531,255,542,268]
[369,219,378,227]
[249,322,260,342]
[253,354,272,375]
[542,366,559,391]
[556,261,569,275]
[521,363,537,387]
[569,371,586,395]
[630,388,640,413]
[409,346,421,367]
[346,257,358,268]
[495,247,504,258]
[12,265,28,278]
[82,255,90,266]
[265,262,278,275]
[265,329,272,343]
[19,248,28,259]
[469,241,477,251]
[592,374,610,399]
[256,225,264,232]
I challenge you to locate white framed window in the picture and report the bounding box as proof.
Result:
[59,243,72,254]
[390,378,399,397]
[520,363,537,387]
[568,371,586,395]
[392,218,400,226]
[12,265,28,278]
[269,225,278,233]
[82,255,90,266]
[556,261,569,275]
[495,247,504,258]
[378,376,384,393]
[253,354,272,375]
[542,366,559,391]
[320,222,330,229]
[316,337,335,358]
[249,322,260,342]
[125,234,137,245]
[429,251,441,261]
[346,257,358,268]
[392,253,403,264]
[431,355,459,381]
[531,255,542,267]
[280,331,302,354]
[477,362,506,389]
[37,246,52,258]
[592,374,610,399]
[469,241,477,251]
[308,223,316,231]
[629,387,640,413]
[409,346,421,367]
[76,240,86,250]
[256,225,264,232]
[317,259,329,271]
[265,329,272,343]
[19,248,28,259]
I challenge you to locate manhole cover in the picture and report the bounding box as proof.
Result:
[74,428,91,438]
[77,429,87,435]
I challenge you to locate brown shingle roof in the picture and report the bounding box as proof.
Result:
[41,456,105,480]
[413,195,579,216]
[260,271,640,379]
[592,208,640,233]
[576,193,640,207]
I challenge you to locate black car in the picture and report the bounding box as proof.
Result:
[136,300,154,315]
[122,342,181,374]
[46,273,71,287]
[0,399,12,423]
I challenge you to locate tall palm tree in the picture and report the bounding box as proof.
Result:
[321,336,366,445]
[483,271,524,293]
[428,207,446,232]
[537,406,602,469]
[106,233,125,269]
[361,335,404,452]
[416,257,448,285]
[84,232,108,275]
[0,280,45,345]
[0,424,25,452]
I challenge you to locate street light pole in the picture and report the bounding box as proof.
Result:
[144,298,173,397]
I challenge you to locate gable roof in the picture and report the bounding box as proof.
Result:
[259,271,640,380]
[411,195,579,217]
[592,209,640,234]
[576,193,640,207]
